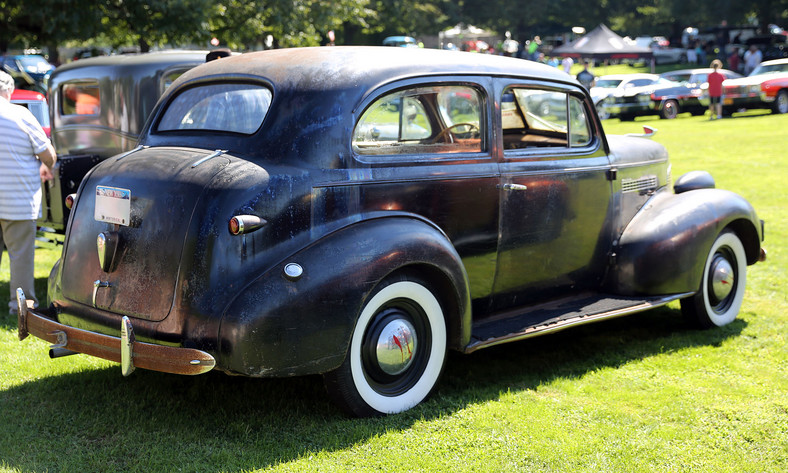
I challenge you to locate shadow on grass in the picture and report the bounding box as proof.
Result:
[0,305,745,472]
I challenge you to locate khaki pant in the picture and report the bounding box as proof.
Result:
[0,219,39,313]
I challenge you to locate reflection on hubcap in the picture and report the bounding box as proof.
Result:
[375,319,417,376]
[710,254,735,303]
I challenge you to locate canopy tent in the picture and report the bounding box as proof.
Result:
[552,24,653,62]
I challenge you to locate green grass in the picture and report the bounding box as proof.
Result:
[1,112,787,472]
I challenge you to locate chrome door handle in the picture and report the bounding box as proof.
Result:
[499,183,528,191]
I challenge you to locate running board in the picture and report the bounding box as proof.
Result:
[465,292,693,353]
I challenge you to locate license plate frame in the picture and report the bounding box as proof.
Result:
[94,186,131,226]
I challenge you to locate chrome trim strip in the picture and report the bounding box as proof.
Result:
[191,149,227,168]
[115,145,148,161]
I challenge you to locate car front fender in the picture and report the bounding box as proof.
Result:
[217,216,471,377]
[608,188,762,296]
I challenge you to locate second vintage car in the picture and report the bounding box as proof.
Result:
[18,47,764,417]
[40,50,208,232]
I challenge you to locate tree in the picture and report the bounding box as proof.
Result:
[99,0,213,52]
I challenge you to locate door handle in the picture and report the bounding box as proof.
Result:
[499,183,528,191]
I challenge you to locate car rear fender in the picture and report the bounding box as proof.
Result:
[608,187,762,296]
[217,215,471,377]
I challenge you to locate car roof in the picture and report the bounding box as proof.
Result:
[53,50,209,74]
[173,46,577,95]
[761,58,788,66]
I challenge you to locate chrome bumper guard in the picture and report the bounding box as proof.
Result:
[16,288,215,376]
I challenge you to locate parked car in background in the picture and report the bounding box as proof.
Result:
[591,73,659,119]
[601,76,674,120]
[10,89,50,137]
[603,68,742,120]
[1,54,55,93]
[39,50,207,232]
[716,58,788,114]
[383,36,419,47]
[651,68,743,118]
[17,47,765,417]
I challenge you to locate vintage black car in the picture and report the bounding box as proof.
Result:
[17,47,765,417]
[40,51,207,232]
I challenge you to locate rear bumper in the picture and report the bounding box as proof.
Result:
[16,289,215,376]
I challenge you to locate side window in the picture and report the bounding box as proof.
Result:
[502,87,568,150]
[353,85,483,156]
[61,82,100,116]
[569,96,591,147]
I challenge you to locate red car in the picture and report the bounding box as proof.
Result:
[719,58,788,114]
[10,88,50,137]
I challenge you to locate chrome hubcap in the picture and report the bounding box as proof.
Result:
[375,319,417,376]
[710,254,735,303]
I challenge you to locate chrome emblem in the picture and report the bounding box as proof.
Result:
[97,231,119,273]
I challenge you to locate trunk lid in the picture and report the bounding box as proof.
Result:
[61,147,230,321]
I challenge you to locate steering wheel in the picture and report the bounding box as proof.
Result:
[429,123,480,144]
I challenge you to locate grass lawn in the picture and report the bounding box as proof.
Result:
[1,111,786,472]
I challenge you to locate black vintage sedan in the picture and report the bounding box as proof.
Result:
[17,47,765,417]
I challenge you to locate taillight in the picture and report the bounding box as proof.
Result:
[228,215,267,235]
[65,193,76,209]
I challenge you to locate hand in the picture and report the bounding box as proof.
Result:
[40,163,54,182]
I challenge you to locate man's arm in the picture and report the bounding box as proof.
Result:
[36,143,57,169]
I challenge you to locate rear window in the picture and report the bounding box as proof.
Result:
[62,82,100,116]
[157,83,272,134]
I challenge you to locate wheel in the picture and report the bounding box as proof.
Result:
[661,99,680,119]
[323,275,447,416]
[680,231,747,329]
[773,90,788,114]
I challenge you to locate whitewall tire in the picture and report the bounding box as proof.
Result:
[324,277,447,416]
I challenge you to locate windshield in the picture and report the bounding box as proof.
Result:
[594,79,623,89]
[751,63,788,76]
[157,83,272,134]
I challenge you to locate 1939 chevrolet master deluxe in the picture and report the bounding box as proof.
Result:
[17,47,765,416]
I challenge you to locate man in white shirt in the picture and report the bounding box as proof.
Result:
[0,71,57,314]
[743,45,762,75]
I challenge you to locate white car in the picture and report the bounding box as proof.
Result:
[590,73,660,119]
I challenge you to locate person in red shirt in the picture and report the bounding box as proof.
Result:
[707,59,725,120]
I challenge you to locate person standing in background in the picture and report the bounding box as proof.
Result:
[743,44,762,75]
[0,71,57,314]
[707,59,726,120]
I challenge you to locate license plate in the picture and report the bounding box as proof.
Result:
[95,186,131,226]
[723,98,733,105]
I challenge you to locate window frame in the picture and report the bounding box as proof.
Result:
[153,81,273,136]
[352,77,494,165]
[497,79,601,161]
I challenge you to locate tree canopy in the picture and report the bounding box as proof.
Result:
[1,0,786,57]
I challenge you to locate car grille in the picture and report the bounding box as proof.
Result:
[621,175,658,193]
